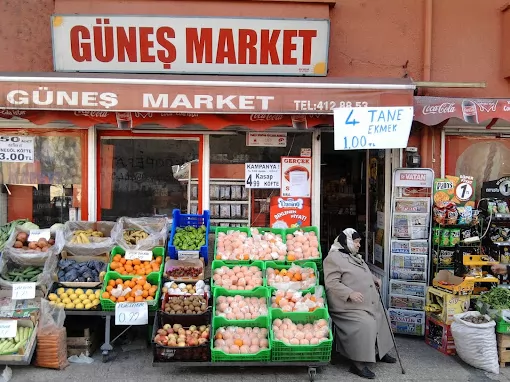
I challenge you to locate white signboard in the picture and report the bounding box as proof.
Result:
[246,133,287,147]
[281,157,312,197]
[394,169,434,188]
[245,163,281,189]
[12,283,36,300]
[333,107,413,150]
[0,320,17,338]
[28,229,51,242]
[0,136,34,163]
[125,250,153,261]
[115,302,148,326]
[51,15,330,76]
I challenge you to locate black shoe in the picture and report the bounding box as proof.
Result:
[349,365,375,379]
[377,354,397,363]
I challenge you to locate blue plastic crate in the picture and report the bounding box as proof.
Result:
[168,209,210,264]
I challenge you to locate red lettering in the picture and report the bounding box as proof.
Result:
[216,29,236,64]
[186,28,213,64]
[139,27,155,62]
[238,29,258,65]
[70,26,91,62]
[283,30,297,65]
[260,30,280,65]
[156,27,177,65]
[92,21,114,62]
[116,27,137,62]
[299,30,317,65]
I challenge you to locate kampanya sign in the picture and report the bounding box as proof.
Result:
[51,15,330,76]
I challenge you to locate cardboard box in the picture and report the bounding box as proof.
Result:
[0,290,44,319]
[0,314,38,365]
[426,287,470,324]
[66,327,98,357]
[425,314,456,356]
[53,251,108,288]
[433,270,474,295]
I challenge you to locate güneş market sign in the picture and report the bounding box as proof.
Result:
[51,15,330,76]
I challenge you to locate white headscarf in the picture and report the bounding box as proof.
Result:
[329,228,363,261]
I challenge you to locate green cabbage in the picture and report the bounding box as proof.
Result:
[21,222,39,230]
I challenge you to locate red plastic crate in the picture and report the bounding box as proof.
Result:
[425,314,456,356]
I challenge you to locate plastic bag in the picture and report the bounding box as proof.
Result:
[34,300,68,370]
[3,226,64,260]
[111,217,169,251]
[63,221,116,257]
[451,311,499,374]
[68,354,94,364]
[0,251,57,290]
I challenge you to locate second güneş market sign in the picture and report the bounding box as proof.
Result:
[51,15,330,76]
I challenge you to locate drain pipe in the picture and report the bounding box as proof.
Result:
[420,0,433,168]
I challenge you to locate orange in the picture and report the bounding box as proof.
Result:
[287,255,296,261]
[293,274,302,281]
[275,296,282,305]
[143,283,151,290]
[146,296,154,301]
[155,256,162,264]
[120,258,127,265]
[113,254,122,262]
[142,290,149,298]
[108,280,116,287]
[102,291,110,299]
[126,260,132,267]
[117,296,126,302]
[134,296,143,302]
[125,266,133,273]
[110,296,117,302]
[128,280,136,289]
[234,339,243,347]
[106,285,113,292]
[149,288,156,297]
[216,255,221,260]
[136,277,146,285]
[117,266,125,273]
[110,262,119,270]
[115,278,123,285]
[133,259,141,266]
[121,271,128,275]
[287,272,294,279]
[137,269,145,276]
[127,297,135,302]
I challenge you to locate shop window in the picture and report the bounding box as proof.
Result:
[209,133,312,227]
[0,130,87,228]
[99,136,200,221]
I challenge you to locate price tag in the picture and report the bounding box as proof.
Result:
[124,250,153,261]
[0,320,17,338]
[27,229,51,242]
[115,302,148,326]
[12,283,36,300]
[455,182,474,202]
[0,136,35,163]
[500,179,510,197]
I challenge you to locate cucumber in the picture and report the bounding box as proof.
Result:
[23,327,29,342]
[23,267,34,273]
[14,329,19,343]
[29,275,38,282]
[0,340,10,351]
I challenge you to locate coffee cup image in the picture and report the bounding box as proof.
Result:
[455,141,510,198]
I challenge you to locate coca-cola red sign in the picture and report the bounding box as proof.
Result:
[415,96,510,126]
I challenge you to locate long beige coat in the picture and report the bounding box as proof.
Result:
[324,248,394,363]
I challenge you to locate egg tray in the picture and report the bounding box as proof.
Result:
[210,260,265,291]
[264,261,319,290]
[47,282,101,311]
[210,316,271,362]
[107,246,165,276]
[152,310,212,362]
[269,309,333,362]
[212,287,270,326]
[160,292,211,317]
[99,271,161,312]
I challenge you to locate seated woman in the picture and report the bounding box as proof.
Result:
[324,228,396,379]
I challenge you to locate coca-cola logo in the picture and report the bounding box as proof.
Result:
[474,100,498,112]
[250,114,284,122]
[73,111,109,117]
[422,103,456,115]
[159,113,199,117]
[277,198,303,209]
[0,110,27,116]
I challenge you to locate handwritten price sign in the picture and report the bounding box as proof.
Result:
[0,320,17,338]
[27,229,51,242]
[333,107,414,151]
[12,283,36,300]
[115,302,148,326]
[124,250,153,261]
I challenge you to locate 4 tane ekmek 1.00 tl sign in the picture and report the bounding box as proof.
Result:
[333,107,413,150]
[51,15,329,76]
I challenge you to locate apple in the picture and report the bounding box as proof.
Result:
[198,338,207,345]
[163,324,171,331]
[178,342,186,347]
[201,331,209,339]
[189,325,197,332]
[157,329,167,336]
[173,324,182,331]
[168,339,177,347]
[199,325,206,332]
[167,328,174,334]
[161,337,168,345]
[178,328,185,336]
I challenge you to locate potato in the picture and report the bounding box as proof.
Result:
[16,232,28,242]
[13,241,23,248]
[48,239,55,245]
[28,242,38,250]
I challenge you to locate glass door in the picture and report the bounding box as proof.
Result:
[366,149,386,268]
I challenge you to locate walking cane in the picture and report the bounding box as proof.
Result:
[377,290,406,374]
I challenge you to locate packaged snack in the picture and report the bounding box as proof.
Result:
[460,227,474,242]
[231,186,242,201]
[438,249,455,266]
[432,249,438,265]
[211,205,220,219]
[220,205,231,218]
[210,185,220,200]
[487,201,498,216]
[433,207,447,225]
[191,185,198,200]
[220,186,231,201]
[498,200,510,214]
[471,209,480,225]
[457,206,473,225]
[441,229,451,247]
[231,204,242,219]
[446,208,459,225]
[432,227,441,246]
[241,187,248,201]
[449,228,461,246]
[241,205,249,219]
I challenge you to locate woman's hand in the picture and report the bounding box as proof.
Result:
[349,291,364,303]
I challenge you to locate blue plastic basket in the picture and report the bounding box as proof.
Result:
[168,209,211,265]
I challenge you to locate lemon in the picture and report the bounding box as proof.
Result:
[56,288,65,295]
[65,302,75,309]
[79,294,88,301]
[56,298,61,303]
[48,293,58,301]
[75,289,84,295]
[82,299,91,305]
[49,301,56,306]
[86,289,94,296]
[59,293,68,300]
[95,290,101,298]
[57,303,65,309]
[69,294,78,301]
[92,299,100,306]
[62,298,71,304]
[66,288,75,295]
[85,303,93,310]
[75,303,84,309]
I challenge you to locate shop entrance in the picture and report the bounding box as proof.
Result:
[320,132,366,255]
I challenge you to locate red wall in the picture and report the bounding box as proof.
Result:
[1,0,509,99]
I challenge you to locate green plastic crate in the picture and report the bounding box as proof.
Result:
[100,271,161,311]
[264,261,318,290]
[211,260,265,290]
[285,226,322,266]
[269,286,328,315]
[269,309,332,362]
[212,286,270,325]
[213,227,251,263]
[107,246,165,276]
[211,316,271,362]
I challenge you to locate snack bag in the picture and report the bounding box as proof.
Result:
[450,228,461,246]
[441,229,451,247]
[432,227,441,246]
[498,201,510,214]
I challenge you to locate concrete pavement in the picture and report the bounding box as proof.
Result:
[5,335,510,382]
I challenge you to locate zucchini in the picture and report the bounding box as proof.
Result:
[14,329,19,343]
